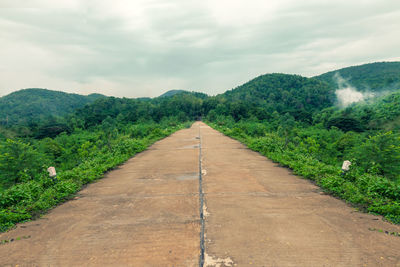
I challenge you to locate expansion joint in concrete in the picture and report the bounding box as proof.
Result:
[198,124,205,267]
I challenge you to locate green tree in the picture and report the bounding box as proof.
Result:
[0,139,45,186]
[278,113,296,148]
[356,131,400,180]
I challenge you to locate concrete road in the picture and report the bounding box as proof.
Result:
[0,123,202,266]
[1,122,400,266]
[200,123,400,267]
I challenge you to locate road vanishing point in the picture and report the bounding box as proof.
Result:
[1,122,400,266]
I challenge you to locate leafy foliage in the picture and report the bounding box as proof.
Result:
[0,139,45,186]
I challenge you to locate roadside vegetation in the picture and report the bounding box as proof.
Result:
[207,117,400,224]
[0,119,192,232]
[0,93,201,231]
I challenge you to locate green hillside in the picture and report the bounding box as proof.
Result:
[0,88,105,126]
[223,73,333,112]
[315,61,400,92]
[159,89,187,98]
[199,73,335,123]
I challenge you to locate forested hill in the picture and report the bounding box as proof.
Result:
[217,73,334,116]
[315,61,400,92]
[0,88,105,126]
[159,89,187,97]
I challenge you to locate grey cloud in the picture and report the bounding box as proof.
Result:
[0,1,399,97]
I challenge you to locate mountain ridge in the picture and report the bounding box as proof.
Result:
[2,61,400,128]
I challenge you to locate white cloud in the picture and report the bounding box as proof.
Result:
[0,0,399,97]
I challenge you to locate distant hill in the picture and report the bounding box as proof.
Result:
[159,90,187,97]
[0,88,105,126]
[315,61,400,92]
[220,73,334,114]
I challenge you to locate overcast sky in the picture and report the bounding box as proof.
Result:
[0,0,399,98]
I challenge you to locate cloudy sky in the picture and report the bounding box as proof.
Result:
[0,0,399,97]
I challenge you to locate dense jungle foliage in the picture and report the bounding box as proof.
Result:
[1,61,399,231]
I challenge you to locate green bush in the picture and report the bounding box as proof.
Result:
[0,139,47,187]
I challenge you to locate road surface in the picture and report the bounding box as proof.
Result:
[1,122,400,266]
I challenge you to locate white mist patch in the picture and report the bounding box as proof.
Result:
[334,73,375,107]
[335,87,366,107]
